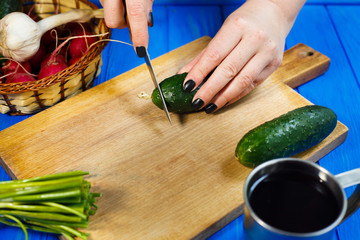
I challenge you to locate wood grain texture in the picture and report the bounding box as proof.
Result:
[0,37,348,240]
[271,43,330,88]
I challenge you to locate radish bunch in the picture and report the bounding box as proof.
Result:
[1,21,99,84]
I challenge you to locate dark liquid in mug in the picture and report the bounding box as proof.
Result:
[249,171,342,233]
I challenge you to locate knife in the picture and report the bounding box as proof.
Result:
[143,50,173,125]
[122,1,172,125]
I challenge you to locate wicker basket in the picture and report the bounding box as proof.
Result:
[0,0,110,115]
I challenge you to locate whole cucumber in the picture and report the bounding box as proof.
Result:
[235,105,337,168]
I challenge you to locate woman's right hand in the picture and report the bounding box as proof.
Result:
[99,0,154,57]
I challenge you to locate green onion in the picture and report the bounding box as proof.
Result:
[0,171,100,240]
[2,215,28,239]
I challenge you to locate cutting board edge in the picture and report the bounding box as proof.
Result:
[192,203,245,240]
[0,157,17,180]
[305,121,348,162]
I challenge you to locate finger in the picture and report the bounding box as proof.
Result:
[182,20,243,92]
[203,53,272,113]
[190,37,260,110]
[178,49,205,74]
[126,0,149,55]
[226,63,279,106]
[102,0,127,29]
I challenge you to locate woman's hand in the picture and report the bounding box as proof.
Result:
[99,0,154,57]
[179,0,305,113]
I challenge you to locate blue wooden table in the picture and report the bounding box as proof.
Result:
[1,0,360,239]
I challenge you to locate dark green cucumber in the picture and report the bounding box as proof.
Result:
[152,72,201,114]
[0,0,22,19]
[235,105,337,168]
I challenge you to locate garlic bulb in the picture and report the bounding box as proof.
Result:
[0,9,104,62]
[0,13,41,62]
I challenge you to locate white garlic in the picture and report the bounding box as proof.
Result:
[0,12,41,62]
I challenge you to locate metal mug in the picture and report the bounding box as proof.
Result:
[243,158,360,240]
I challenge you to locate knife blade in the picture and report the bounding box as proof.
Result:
[143,50,173,125]
[122,1,172,125]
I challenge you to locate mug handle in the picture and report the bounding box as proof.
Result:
[335,168,360,221]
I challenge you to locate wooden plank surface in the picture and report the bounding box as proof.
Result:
[286,5,360,240]
[322,6,360,240]
[0,37,347,239]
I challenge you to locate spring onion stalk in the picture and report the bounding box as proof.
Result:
[0,216,60,234]
[3,215,28,240]
[0,9,104,61]
[0,171,101,240]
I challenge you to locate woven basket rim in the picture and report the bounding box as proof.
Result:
[0,0,110,95]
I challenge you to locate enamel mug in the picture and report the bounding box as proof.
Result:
[243,158,360,240]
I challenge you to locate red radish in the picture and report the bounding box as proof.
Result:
[38,61,68,79]
[6,73,36,83]
[68,56,81,66]
[29,43,47,70]
[2,60,32,75]
[41,29,57,45]
[41,26,67,45]
[69,33,98,57]
[41,53,66,68]
[65,22,91,36]
[47,41,68,56]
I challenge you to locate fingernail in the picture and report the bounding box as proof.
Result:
[191,98,204,111]
[149,12,154,27]
[183,80,195,92]
[136,46,146,58]
[205,103,217,114]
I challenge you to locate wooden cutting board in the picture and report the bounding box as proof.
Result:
[0,37,348,240]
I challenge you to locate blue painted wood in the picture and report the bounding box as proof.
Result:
[324,5,360,240]
[115,0,360,5]
[327,6,360,84]
[168,6,223,50]
[222,4,240,20]
[0,115,29,132]
[208,215,244,240]
[286,5,360,240]
[1,1,360,240]
[306,0,360,4]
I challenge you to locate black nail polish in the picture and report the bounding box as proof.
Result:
[205,103,217,114]
[183,80,195,92]
[136,46,146,58]
[149,12,154,27]
[192,98,204,111]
